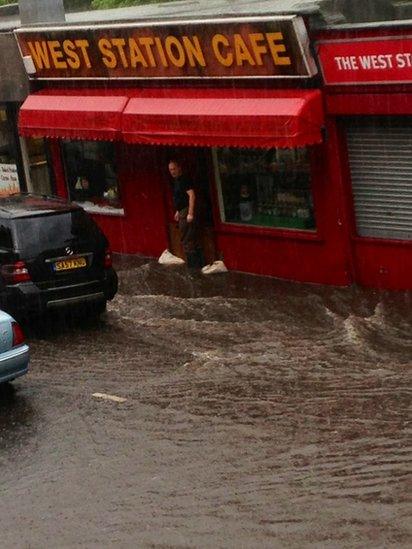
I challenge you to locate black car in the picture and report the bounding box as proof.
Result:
[0,194,118,319]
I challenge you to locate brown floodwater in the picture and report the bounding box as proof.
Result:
[0,256,410,548]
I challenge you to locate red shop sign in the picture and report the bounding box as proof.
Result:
[317,36,412,85]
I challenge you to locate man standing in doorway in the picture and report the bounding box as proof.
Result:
[168,159,203,269]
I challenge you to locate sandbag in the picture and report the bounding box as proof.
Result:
[158,249,185,266]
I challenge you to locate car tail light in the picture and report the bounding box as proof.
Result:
[12,321,25,347]
[1,261,31,284]
[104,249,112,269]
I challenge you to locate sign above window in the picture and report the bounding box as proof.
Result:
[317,36,412,85]
[15,16,317,80]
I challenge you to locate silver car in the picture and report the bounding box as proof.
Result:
[0,310,29,384]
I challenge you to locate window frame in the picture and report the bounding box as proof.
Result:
[60,139,125,217]
[211,146,321,240]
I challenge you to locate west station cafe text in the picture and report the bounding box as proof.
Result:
[25,32,292,71]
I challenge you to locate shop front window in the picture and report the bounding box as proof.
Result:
[213,147,316,231]
[0,107,21,196]
[61,140,123,215]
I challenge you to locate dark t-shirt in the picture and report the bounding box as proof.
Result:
[172,175,194,211]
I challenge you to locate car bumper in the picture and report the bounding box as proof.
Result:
[0,344,29,383]
[1,268,118,318]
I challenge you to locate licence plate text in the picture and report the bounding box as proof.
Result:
[54,257,87,272]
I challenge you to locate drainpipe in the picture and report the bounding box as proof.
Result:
[19,0,65,25]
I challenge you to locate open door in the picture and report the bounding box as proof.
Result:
[163,147,216,265]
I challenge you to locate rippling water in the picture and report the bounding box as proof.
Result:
[1,256,410,547]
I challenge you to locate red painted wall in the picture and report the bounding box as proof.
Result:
[352,239,412,290]
[216,233,349,285]
[324,90,412,290]
[51,136,352,286]
[51,142,169,257]
[313,25,412,291]
[213,130,352,286]
[48,85,411,290]
[105,144,168,256]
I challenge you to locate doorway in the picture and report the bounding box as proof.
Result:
[163,147,216,265]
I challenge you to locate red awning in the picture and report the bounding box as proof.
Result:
[19,94,129,141]
[122,89,324,148]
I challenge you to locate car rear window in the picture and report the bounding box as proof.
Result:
[13,210,103,256]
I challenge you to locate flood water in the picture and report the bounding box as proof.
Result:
[0,256,411,548]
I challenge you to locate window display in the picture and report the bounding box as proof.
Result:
[61,140,123,214]
[214,147,316,231]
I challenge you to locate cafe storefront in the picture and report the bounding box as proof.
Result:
[14,15,353,286]
[316,23,412,290]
